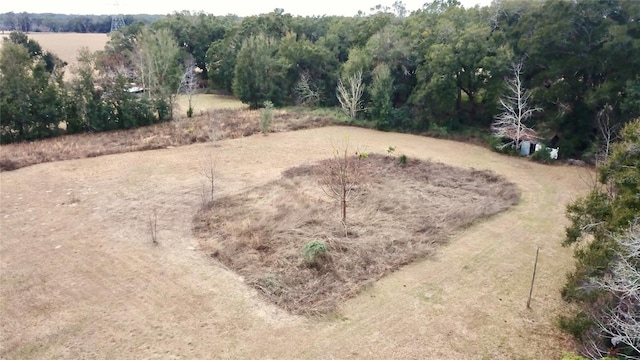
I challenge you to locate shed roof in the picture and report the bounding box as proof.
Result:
[503,126,539,143]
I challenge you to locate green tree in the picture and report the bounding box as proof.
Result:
[232,34,289,109]
[364,24,416,109]
[562,119,640,357]
[238,8,292,39]
[135,27,181,119]
[153,12,233,80]
[67,47,102,133]
[411,6,509,129]
[510,0,640,158]
[370,63,394,130]
[278,32,339,106]
[0,34,66,142]
[318,17,360,64]
[206,34,240,93]
[621,77,640,120]
[0,41,32,141]
[94,21,144,79]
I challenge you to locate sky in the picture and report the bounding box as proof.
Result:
[0,0,492,17]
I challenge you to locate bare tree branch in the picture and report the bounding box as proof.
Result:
[595,104,619,166]
[294,71,321,107]
[336,71,365,120]
[491,61,542,150]
[592,219,640,357]
[200,156,216,206]
[318,137,368,225]
[180,56,198,117]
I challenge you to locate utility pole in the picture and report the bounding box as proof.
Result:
[110,1,126,32]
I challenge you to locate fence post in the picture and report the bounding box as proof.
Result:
[527,246,540,309]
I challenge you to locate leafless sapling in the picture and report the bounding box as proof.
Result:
[595,104,619,166]
[149,208,158,245]
[318,137,368,225]
[200,156,216,206]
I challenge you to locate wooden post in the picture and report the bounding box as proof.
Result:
[527,246,540,309]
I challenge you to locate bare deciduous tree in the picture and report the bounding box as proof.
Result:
[594,220,640,356]
[491,61,542,150]
[318,137,368,224]
[579,220,640,359]
[200,156,216,207]
[180,56,199,118]
[294,71,321,107]
[595,104,618,165]
[336,71,365,120]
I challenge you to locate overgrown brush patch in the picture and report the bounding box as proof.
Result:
[193,154,520,314]
[0,108,334,172]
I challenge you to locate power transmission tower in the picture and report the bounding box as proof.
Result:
[110,1,126,32]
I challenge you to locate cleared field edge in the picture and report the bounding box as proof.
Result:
[0,107,334,172]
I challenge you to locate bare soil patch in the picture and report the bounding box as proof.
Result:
[194,154,520,314]
[0,107,333,172]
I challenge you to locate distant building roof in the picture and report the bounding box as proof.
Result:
[503,126,539,142]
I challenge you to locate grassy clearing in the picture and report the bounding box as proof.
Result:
[0,105,335,172]
[193,154,520,314]
[175,94,248,114]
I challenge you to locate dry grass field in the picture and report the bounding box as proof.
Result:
[0,107,333,171]
[195,154,520,314]
[0,124,588,359]
[175,94,248,114]
[0,32,109,72]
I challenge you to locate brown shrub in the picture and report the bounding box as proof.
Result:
[0,108,336,172]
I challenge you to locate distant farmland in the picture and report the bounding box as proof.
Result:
[0,32,109,75]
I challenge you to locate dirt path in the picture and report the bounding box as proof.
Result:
[1,126,587,359]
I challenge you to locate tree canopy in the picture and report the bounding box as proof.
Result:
[1,1,639,160]
[562,119,640,358]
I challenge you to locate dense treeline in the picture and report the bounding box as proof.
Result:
[0,31,173,142]
[563,119,639,359]
[156,0,638,159]
[1,0,639,157]
[0,12,163,33]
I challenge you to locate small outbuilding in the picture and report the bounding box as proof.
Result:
[501,127,540,156]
